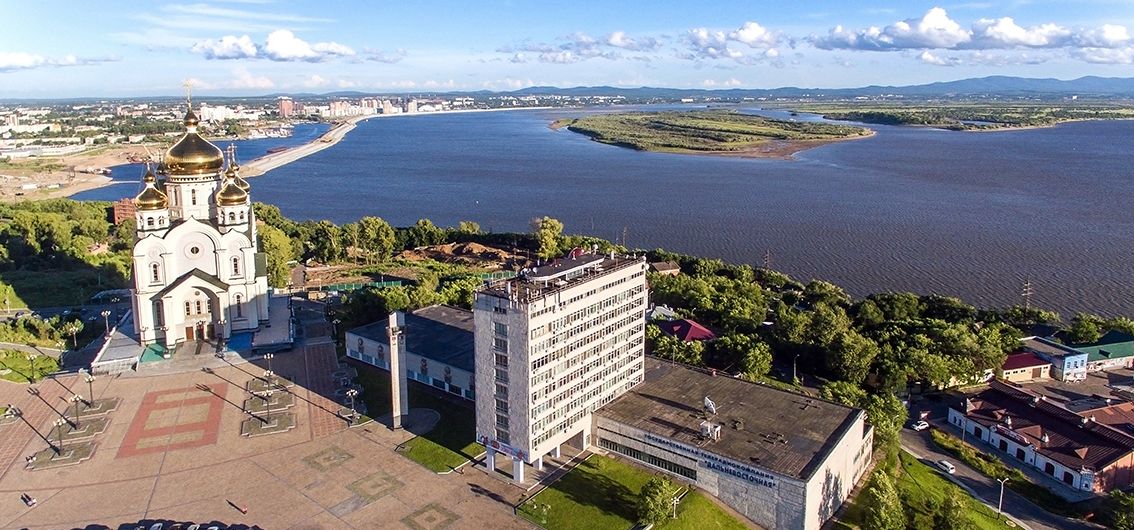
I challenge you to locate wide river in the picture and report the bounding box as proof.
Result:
[76,107,1134,317]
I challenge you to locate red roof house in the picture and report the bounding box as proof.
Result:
[1000,352,1051,383]
[657,319,716,342]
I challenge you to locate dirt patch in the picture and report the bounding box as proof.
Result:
[397,242,514,266]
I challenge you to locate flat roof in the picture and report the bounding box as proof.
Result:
[348,305,475,372]
[1021,337,1086,359]
[597,357,865,481]
[480,254,643,304]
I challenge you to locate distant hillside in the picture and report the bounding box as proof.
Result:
[511,76,1134,99]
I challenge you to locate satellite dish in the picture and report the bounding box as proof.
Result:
[704,396,717,415]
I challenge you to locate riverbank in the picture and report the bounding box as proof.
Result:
[0,144,159,202]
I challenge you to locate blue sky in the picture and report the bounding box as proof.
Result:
[2,0,1133,98]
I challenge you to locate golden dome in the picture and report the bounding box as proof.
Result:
[216,179,249,206]
[164,108,223,176]
[226,165,251,193]
[134,170,169,210]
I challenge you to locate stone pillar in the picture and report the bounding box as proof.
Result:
[388,312,409,429]
[485,447,495,472]
[552,445,561,458]
[535,456,543,471]
[513,458,525,483]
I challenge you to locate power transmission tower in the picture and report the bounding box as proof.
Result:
[763,249,772,270]
[1021,279,1035,309]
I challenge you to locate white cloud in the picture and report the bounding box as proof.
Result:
[729,22,777,48]
[918,50,960,66]
[262,29,353,61]
[192,30,354,62]
[365,48,406,64]
[702,78,742,87]
[481,78,534,90]
[337,79,357,88]
[813,7,971,50]
[1074,46,1134,64]
[1075,24,1131,48]
[540,51,581,64]
[0,51,115,72]
[606,31,660,51]
[971,17,1070,47]
[229,67,274,89]
[685,22,782,62]
[303,74,329,88]
[190,35,258,59]
[423,79,456,89]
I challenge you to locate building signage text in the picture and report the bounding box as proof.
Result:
[643,433,777,488]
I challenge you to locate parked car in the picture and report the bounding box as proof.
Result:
[911,420,930,431]
[936,459,956,474]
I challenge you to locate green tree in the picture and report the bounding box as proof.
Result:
[457,220,481,234]
[1069,312,1104,343]
[820,380,867,407]
[357,216,396,262]
[111,218,136,251]
[257,224,294,288]
[1103,490,1134,530]
[404,218,446,248]
[803,280,851,308]
[933,487,974,530]
[309,220,343,263]
[826,330,879,384]
[532,216,564,260]
[865,393,907,449]
[637,475,676,526]
[862,472,905,530]
[716,334,772,380]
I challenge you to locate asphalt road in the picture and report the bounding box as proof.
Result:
[901,428,1101,530]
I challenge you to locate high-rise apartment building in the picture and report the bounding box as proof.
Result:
[473,253,648,480]
[277,97,295,118]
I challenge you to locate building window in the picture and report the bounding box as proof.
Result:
[493,337,508,352]
[494,322,507,336]
[153,302,163,326]
[495,353,508,367]
[146,217,154,227]
[494,368,508,383]
[234,294,243,318]
[228,212,235,223]
[240,211,245,221]
[232,257,241,276]
[599,437,697,481]
[151,263,160,283]
[190,189,197,205]
[184,301,191,316]
[496,414,509,429]
[495,429,510,444]
[195,300,202,314]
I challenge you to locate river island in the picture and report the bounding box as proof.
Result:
[552,110,873,158]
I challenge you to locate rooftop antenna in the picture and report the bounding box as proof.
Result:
[1021,278,1034,310]
[704,396,717,415]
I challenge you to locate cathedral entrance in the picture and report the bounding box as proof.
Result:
[184,322,214,341]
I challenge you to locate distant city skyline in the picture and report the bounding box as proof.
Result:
[3,0,1133,98]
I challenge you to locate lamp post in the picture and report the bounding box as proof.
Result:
[100,310,111,336]
[263,353,274,383]
[25,353,38,382]
[333,318,342,346]
[997,477,1009,518]
[82,371,96,407]
[263,369,274,389]
[264,390,273,424]
[792,353,800,384]
[69,394,83,427]
[53,418,67,453]
[346,388,359,421]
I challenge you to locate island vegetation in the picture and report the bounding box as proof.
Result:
[792,102,1134,131]
[553,110,871,157]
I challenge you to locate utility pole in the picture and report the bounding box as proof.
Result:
[763,249,771,270]
[1021,279,1034,310]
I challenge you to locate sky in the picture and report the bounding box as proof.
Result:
[2,0,1133,98]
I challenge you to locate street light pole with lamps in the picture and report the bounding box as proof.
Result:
[997,477,1009,518]
[346,388,359,421]
[52,418,67,453]
[82,370,96,407]
[100,310,111,336]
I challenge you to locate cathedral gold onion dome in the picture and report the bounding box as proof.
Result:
[225,164,251,193]
[134,170,168,210]
[164,108,224,175]
[216,179,249,206]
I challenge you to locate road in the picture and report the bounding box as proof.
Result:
[901,429,1101,530]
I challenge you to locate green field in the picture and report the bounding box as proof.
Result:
[556,110,870,154]
[794,102,1134,131]
[836,451,1015,530]
[352,360,483,472]
[518,454,746,530]
[0,349,59,383]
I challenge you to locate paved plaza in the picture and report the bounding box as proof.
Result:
[0,344,536,529]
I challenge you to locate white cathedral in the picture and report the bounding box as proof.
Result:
[129,104,270,350]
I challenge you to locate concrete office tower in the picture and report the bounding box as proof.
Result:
[474,252,648,481]
[388,312,409,428]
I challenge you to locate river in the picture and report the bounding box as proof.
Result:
[74,107,1134,317]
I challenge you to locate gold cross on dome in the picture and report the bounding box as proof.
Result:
[182,79,193,107]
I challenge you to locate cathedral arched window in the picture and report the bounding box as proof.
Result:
[146,217,154,227]
[232,257,241,276]
[150,263,160,283]
[228,212,235,223]
[195,300,202,314]
[234,294,243,318]
[184,301,191,316]
[159,216,165,226]
[190,189,197,206]
[239,211,246,221]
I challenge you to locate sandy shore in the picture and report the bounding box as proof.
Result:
[0,144,161,202]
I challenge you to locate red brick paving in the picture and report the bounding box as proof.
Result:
[116,383,227,459]
[304,342,348,438]
[0,375,75,478]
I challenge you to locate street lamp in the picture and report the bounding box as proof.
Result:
[52,417,67,453]
[100,310,111,336]
[997,477,1009,518]
[792,353,800,384]
[263,369,274,388]
[82,371,96,407]
[25,353,38,382]
[263,390,273,424]
[264,353,274,381]
[333,318,342,345]
[346,388,359,420]
[69,394,83,427]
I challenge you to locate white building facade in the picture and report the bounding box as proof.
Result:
[473,254,648,481]
[130,105,270,350]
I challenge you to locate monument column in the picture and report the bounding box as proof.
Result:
[388,312,409,429]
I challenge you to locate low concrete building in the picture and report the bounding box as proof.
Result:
[595,358,873,530]
[1000,352,1051,383]
[948,380,1134,493]
[1073,331,1134,373]
[345,305,475,401]
[1021,337,1088,382]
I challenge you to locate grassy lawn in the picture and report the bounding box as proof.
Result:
[835,451,1014,530]
[930,430,1084,518]
[352,360,482,472]
[1,269,125,308]
[518,454,746,530]
[0,349,59,383]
